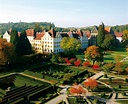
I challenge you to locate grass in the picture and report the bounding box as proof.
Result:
[76,48,128,64]
[76,53,85,60]
[14,74,50,87]
[116,100,128,104]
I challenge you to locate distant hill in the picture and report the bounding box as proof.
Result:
[0,22,127,34]
[0,22,55,34]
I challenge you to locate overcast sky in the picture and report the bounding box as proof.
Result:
[0,0,128,27]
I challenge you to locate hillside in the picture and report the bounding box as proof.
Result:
[0,22,127,35]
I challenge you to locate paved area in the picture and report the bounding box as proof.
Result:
[45,95,68,104]
[91,71,105,79]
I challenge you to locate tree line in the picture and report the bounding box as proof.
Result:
[0,22,127,35]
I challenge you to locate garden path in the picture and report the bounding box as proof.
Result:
[90,71,105,79]
[19,73,52,84]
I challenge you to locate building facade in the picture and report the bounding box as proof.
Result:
[3,28,88,53]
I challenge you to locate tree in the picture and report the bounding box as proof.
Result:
[60,37,81,54]
[10,29,21,56]
[114,54,123,62]
[69,84,87,96]
[102,34,119,50]
[122,30,128,47]
[84,45,103,64]
[0,38,15,66]
[34,23,42,32]
[97,23,105,48]
[20,30,32,55]
[114,62,124,75]
[83,78,98,89]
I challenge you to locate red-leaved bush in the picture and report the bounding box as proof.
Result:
[82,61,91,67]
[74,60,81,67]
[92,65,100,70]
[70,58,76,65]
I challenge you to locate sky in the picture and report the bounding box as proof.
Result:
[0,0,128,27]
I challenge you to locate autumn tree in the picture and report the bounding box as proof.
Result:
[20,30,32,55]
[0,38,15,66]
[97,22,105,48]
[69,84,87,96]
[84,45,103,64]
[10,29,21,56]
[83,78,98,89]
[60,37,81,54]
[114,54,123,63]
[114,62,124,75]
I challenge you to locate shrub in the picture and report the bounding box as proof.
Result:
[104,74,108,78]
[102,63,115,72]
[70,58,76,65]
[58,57,65,63]
[82,61,91,67]
[122,91,126,96]
[101,92,105,97]
[125,78,128,82]
[118,84,121,88]
[109,77,112,83]
[74,60,81,67]
[92,64,100,70]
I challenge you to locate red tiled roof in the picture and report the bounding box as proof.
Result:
[26,29,35,36]
[104,27,111,34]
[114,32,123,37]
[35,32,45,40]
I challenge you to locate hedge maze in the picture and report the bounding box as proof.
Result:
[0,74,52,104]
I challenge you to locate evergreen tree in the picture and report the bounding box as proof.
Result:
[20,30,32,55]
[97,22,105,48]
[10,29,21,56]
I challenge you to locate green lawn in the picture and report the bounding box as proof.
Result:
[116,100,128,104]
[76,48,128,64]
[14,74,50,87]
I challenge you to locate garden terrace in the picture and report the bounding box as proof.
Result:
[0,74,53,104]
[24,64,92,84]
[0,74,16,89]
[0,85,52,104]
[67,96,88,104]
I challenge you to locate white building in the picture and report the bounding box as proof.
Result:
[3,28,88,53]
[3,31,10,42]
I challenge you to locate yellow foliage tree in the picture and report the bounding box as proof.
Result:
[60,37,81,54]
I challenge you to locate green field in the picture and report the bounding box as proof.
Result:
[76,48,128,64]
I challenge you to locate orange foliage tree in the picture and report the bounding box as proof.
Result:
[83,78,98,89]
[69,84,87,96]
[0,38,15,65]
[84,45,103,65]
